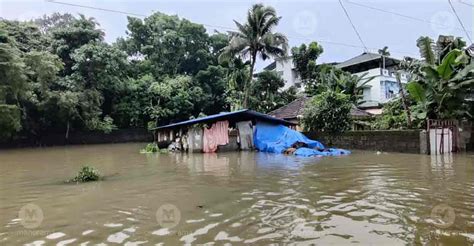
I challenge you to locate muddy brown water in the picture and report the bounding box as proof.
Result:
[0,143,473,245]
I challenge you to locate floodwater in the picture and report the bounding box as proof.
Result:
[0,143,473,245]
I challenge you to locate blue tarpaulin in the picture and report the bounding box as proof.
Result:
[253,122,350,157]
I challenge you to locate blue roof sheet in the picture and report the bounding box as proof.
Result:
[151,109,295,130]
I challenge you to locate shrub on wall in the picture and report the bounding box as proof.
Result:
[302,91,352,135]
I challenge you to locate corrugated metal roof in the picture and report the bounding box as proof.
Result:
[151,109,295,130]
[335,52,382,69]
[335,52,401,71]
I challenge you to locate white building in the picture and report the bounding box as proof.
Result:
[263,57,302,90]
[336,52,409,114]
[265,52,409,114]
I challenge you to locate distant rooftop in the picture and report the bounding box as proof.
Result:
[336,52,400,73]
[268,96,308,119]
[358,100,382,109]
[269,97,372,120]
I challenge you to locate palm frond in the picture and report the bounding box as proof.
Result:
[416,36,436,65]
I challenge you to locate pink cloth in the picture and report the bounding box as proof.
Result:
[203,121,229,153]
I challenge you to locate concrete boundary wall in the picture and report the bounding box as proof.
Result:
[0,129,153,149]
[305,130,424,154]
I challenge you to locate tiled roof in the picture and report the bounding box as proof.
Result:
[350,106,373,117]
[269,96,372,119]
[268,96,310,119]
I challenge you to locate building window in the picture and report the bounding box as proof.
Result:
[381,81,400,100]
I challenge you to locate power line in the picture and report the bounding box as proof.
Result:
[45,0,146,17]
[44,0,238,31]
[338,0,368,52]
[458,0,474,8]
[346,0,467,33]
[44,0,418,57]
[447,0,472,42]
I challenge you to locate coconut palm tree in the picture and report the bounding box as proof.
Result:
[219,4,288,108]
[378,46,390,69]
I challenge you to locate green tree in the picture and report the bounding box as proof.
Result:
[0,20,47,52]
[0,105,21,139]
[302,91,352,135]
[248,70,288,113]
[120,12,210,77]
[21,51,63,135]
[147,75,204,125]
[220,4,288,108]
[291,42,323,83]
[378,46,390,56]
[71,42,129,116]
[51,14,104,75]
[378,46,390,69]
[0,29,27,105]
[113,75,153,128]
[34,13,75,34]
[221,57,250,111]
[194,65,229,115]
[0,29,26,138]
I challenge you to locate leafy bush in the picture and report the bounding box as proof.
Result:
[0,105,22,139]
[372,98,423,130]
[68,166,101,183]
[140,143,159,153]
[372,99,409,130]
[302,91,352,135]
[86,115,117,134]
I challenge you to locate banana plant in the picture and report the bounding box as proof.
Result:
[407,48,474,120]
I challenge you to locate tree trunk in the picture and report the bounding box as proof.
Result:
[396,71,412,128]
[65,120,70,140]
[243,53,256,109]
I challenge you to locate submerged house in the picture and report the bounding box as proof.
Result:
[151,109,295,153]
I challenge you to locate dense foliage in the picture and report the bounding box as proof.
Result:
[0,6,296,141]
[374,36,474,130]
[302,91,353,135]
[68,166,101,183]
[406,36,474,121]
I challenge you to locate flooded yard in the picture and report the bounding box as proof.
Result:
[0,143,473,245]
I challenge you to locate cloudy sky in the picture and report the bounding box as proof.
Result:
[1,0,472,70]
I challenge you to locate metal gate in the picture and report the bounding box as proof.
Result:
[427,119,459,155]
